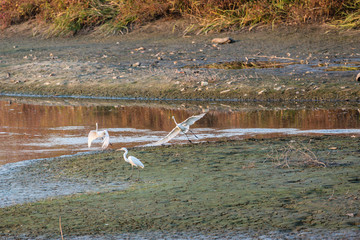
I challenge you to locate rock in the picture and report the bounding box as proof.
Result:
[211,37,234,44]
[134,47,145,51]
[131,62,141,67]
[201,81,208,86]
[356,72,360,81]
[258,89,266,95]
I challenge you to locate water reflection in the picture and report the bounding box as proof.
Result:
[0,99,359,165]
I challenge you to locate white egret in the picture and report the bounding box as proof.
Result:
[117,147,144,180]
[153,112,206,145]
[88,123,110,149]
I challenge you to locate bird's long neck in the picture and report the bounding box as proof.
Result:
[95,122,98,131]
[123,149,129,162]
[172,116,178,125]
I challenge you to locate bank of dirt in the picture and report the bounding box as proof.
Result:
[1,22,360,102]
[0,136,359,239]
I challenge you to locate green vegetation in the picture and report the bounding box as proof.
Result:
[0,136,359,238]
[185,60,298,70]
[325,66,360,71]
[1,0,360,36]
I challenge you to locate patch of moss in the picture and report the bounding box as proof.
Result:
[0,136,359,238]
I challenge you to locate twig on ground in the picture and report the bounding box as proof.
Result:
[59,216,64,240]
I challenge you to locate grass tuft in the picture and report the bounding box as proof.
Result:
[1,0,360,35]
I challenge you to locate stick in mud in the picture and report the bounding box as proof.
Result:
[59,216,64,240]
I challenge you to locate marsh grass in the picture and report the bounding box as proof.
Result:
[1,0,360,36]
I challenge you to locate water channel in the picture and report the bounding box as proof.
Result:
[1,96,359,166]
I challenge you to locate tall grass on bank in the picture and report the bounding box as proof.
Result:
[1,0,360,36]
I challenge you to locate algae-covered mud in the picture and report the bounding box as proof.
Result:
[0,136,359,239]
[1,26,360,101]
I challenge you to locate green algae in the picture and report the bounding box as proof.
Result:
[186,61,298,70]
[325,66,360,71]
[0,136,359,238]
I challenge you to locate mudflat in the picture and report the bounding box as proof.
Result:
[0,136,359,239]
[1,24,360,101]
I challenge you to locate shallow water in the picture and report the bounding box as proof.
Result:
[0,98,359,165]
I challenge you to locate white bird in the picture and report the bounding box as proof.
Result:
[88,123,110,149]
[117,147,144,180]
[153,112,206,145]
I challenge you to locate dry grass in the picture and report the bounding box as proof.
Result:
[266,141,327,168]
[0,0,359,35]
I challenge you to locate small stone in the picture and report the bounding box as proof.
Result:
[356,72,360,82]
[131,62,141,67]
[49,73,56,77]
[134,47,145,51]
[201,81,208,86]
[258,89,266,95]
[211,37,234,44]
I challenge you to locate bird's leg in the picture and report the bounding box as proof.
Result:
[125,165,134,180]
[136,169,141,181]
[183,132,193,143]
[188,129,199,139]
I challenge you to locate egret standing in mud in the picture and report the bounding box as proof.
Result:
[88,123,110,149]
[153,112,207,145]
[117,147,144,180]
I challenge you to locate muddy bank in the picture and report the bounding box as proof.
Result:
[0,136,359,239]
[1,25,360,101]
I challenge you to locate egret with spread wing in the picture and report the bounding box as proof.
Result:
[117,147,144,180]
[153,112,206,145]
[88,123,110,149]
